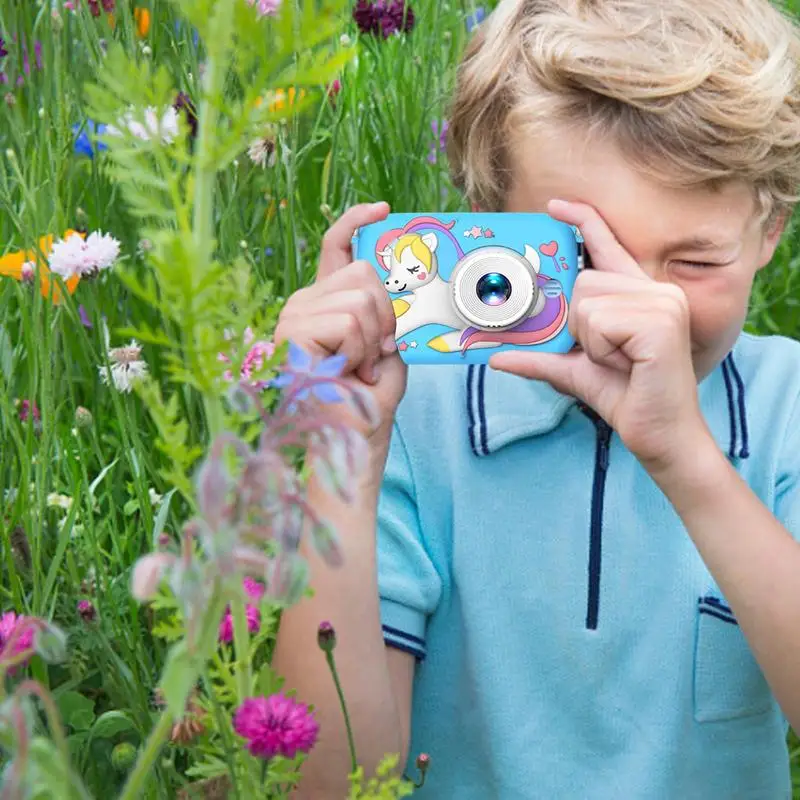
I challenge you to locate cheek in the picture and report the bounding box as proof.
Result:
[682,274,751,347]
[418,271,427,280]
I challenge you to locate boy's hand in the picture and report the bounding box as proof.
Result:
[489,199,711,472]
[274,202,407,444]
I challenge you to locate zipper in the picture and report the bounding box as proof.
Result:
[578,403,612,631]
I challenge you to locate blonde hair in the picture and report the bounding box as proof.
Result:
[394,234,434,268]
[446,0,800,223]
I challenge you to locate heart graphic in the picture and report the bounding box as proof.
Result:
[539,241,558,257]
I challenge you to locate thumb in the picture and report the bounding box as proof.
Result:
[488,351,585,401]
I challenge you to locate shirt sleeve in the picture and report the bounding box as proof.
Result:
[376,421,442,662]
[774,393,800,544]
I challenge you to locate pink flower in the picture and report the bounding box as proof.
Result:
[219,328,275,389]
[77,599,96,622]
[0,611,36,674]
[218,603,261,644]
[243,576,265,602]
[18,399,40,423]
[246,0,281,16]
[233,693,319,760]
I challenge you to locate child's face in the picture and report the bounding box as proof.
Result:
[505,126,785,381]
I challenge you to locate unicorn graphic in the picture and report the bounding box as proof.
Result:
[375,216,569,355]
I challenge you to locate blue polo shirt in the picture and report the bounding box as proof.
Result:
[376,331,800,798]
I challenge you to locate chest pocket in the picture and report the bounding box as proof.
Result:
[693,594,774,723]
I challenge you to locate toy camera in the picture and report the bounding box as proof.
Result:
[351,212,585,365]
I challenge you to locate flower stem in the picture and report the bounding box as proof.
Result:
[118,710,174,800]
[324,650,358,775]
[231,595,252,702]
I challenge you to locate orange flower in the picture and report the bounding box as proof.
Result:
[134,8,150,38]
[255,87,307,114]
[0,231,84,304]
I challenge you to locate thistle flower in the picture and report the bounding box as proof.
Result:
[48,230,120,280]
[17,399,40,424]
[98,340,149,393]
[233,694,319,760]
[77,599,96,622]
[247,133,277,168]
[0,611,36,674]
[246,0,282,16]
[353,0,415,38]
[106,105,180,144]
[317,620,336,653]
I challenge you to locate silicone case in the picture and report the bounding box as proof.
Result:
[351,212,584,365]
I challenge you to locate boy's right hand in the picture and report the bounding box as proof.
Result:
[274,202,407,444]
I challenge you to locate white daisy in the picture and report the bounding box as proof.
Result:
[48,230,121,280]
[106,105,180,144]
[99,340,149,393]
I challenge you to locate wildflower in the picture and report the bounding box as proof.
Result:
[246,0,282,16]
[4,92,14,107]
[153,688,207,745]
[173,91,198,140]
[73,119,108,158]
[353,0,415,38]
[78,305,93,328]
[0,231,83,303]
[18,399,40,424]
[326,78,342,106]
[219,328,275,389]
[0,38,7,59]
[0,611,35,674]
[428,119,449,164]
[466,6,486,32]
[101,0,114,11]
[134,7,150,37]
[218,602,261,644]
[46,493,72,511]
[149,488,162,506]
[317,620,336,653]
[243,576,265,602]
[98,340,149,393]
[265,87,306,114]
[384,0,415,36]
[270,341,346,405]
[77,599,96,622]
[48,230,120,281]
[233,694,319,760]
[247,130,277,168]
[413,753,431,788]
[75,406,93,428]
[105,105,180,144]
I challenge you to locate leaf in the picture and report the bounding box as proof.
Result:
[0,324,12,382]
[152,487,177,546]
[56,691,96,732]
[159,640,196,717]
[89,458,119,498]
[88,710,139,743]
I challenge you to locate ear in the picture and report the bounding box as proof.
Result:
[756,210,788,271]
[421,232,438,253]
[376,246,394,270]
[523,244,541,274]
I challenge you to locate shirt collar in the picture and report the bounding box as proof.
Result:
[465,351,750,462]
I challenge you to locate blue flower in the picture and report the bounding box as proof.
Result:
[73,120,108,159]
[270,341,346,404]
[465,6,486,33]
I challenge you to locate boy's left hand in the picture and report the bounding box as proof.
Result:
[489,199,711,473]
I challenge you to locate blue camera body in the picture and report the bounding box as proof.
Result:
[351,212,584,365]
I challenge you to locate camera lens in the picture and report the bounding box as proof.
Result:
[476,272,512,306]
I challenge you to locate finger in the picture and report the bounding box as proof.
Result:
[489,350,588,401]
[318,202,391,280]
[275,313,368,376]
[572,269,658,303]
[574,298,634,373]
[547,199,645,279]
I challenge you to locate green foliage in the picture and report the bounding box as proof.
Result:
[348,755,417,799]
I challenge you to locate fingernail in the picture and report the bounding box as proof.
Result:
[382,335,397,353]
[369,362,379,383]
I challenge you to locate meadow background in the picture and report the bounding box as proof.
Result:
[0,0,798,796]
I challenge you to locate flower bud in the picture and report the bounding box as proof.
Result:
[77,599,96,622]
[111,742,137,772]
[75,406,93,429]
[317,621,336,653]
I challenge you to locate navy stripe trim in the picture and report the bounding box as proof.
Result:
[700,596,732,614]
[699,607,738,626]
[720,357,738,459]
[477,365,489,455]
[466,365,479,456]
[383,638,426,661]
[726,354,750,459]
[382,624,425,646]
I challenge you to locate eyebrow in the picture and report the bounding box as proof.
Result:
[665,236,734,251]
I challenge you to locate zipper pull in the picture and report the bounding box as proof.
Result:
[597,422,612,470]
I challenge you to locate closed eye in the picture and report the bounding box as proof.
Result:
[407,266,420,274]
[673,260,730,269]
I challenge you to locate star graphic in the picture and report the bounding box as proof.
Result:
[409,341,417,348]
[484,228,494,238]
[463,226,483,239]
[398,341,409,351]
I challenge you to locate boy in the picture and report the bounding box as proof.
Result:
[273,0,800,796]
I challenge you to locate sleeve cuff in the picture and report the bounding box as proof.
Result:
[380,598,427,661]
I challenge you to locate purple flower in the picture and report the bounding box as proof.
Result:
[73,119,108,158]
[233,694,319,760]
[77,599,96,622]
[385,0,415,35]
[353,0,415,38]
[34,41,42,70]
[466,6,486,33]
[0,611,36,674]
[78,304,93,328]
[173,91,198,140]
[0,38,7,59]
[270,341,346,404]
[428,119,449,163]
[218,603,261,643]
